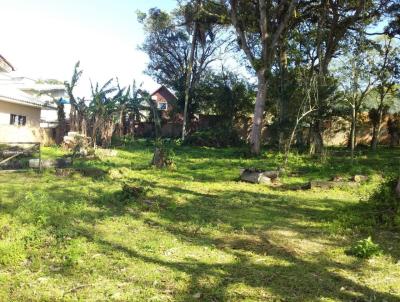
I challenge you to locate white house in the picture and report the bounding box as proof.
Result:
[0,55,61,143]
[15,78,66,127]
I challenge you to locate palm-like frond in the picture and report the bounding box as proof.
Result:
[65,61,83,106]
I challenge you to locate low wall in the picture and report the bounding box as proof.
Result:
[323,115,390,146]
[134,122,182,138]
[132,114,394,146]
[0,125,42,143]
[0,126,56,146]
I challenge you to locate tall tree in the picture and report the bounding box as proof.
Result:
[300,0,390,153]
[139,6,225,136]
[221,0,298,154]
[65,61,83,133]
[196,68,255,129]
[181,0,201,141]
[55,98,66,144]
[369,36,400,150]
[88,79,119,147]
[336,33,377,159]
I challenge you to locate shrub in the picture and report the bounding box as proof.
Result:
[62,238,87,267]
[121,184,145,200]
[184,129,243,147]
[347,237,382,259]
[366,176,400,227]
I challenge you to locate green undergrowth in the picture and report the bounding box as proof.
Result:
[0,142,398,301]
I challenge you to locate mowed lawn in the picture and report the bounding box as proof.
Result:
[0,142,399,301]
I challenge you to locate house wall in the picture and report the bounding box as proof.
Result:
[0,100,42,142]
[151,87,179,120]
[152,91,172,114]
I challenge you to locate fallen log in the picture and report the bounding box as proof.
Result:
[55,168,76,177]
[307,180,359,190]
[54,168,107,178]
[77,168,107,178]
[331,175,346,182]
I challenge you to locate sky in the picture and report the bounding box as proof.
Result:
[0,0,177,96]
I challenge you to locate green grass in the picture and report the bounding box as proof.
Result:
[0,142,399,301]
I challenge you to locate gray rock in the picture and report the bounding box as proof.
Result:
[240,169,274,185]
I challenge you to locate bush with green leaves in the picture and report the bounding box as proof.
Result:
[366,176,400,227]
[184,129,243,148]
[348,237,382,259]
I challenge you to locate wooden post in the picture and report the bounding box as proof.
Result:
[38,143,42,172]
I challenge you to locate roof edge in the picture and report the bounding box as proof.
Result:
[150,85,177,99]
[0,95,51,109]
[0,55,15,72]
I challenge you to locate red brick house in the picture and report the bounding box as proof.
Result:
[150,85,178,120]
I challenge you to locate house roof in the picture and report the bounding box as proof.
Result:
[0,86,53,109]
[150,85,177,100]
[20,84,65,93]
[0,55,15,72]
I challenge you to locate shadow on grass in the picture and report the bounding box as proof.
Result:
[4,180,397,300]
[1,145,400,300]
[77,221,399,302]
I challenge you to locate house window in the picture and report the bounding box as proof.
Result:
[158,102,168,111]
[10,114,27,126]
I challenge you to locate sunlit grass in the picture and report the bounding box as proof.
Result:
[0,142,399,301]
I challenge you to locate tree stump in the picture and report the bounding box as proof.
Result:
[152,147,166,168]
[151,147,173,169]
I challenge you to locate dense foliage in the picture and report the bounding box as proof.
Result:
[137,0,400,155]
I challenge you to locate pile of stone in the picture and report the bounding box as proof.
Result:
[62,132,92,156]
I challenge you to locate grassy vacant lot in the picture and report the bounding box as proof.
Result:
[0,142,399,301]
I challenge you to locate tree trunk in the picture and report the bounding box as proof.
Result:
[250,71,267,155]
[182,19,198,141]
[70,106,77,132]
[350,105,356,160]
[128,113,135,137]
[92,117,100,147]
[149,97,162,140]
[371,122,378,150]
[390,133,398,147]
[309,120,324,155]
[371,110,383,151]
[81,118,87,137]
[371,96,384,151]
[56,103,66,144]
[278,45,288,151]
[119,109,125,137]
